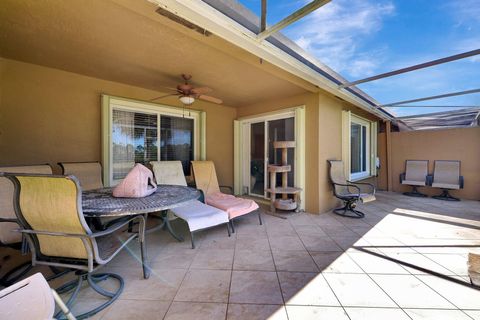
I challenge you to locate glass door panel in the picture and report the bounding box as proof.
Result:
[250,122,265,196]
[267,117,295,190]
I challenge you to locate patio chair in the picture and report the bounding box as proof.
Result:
[400,160,430,197]
[327,160,376,218]
[150,161,230,249]
[0,272,75,320]
[3,173,148,319]
[58,161,103,191]
[190,161,261,232]
[431,160,463,201]
[0,164,52,286]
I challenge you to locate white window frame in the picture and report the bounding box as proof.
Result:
[350,115,371,181]
[101,95,205,186]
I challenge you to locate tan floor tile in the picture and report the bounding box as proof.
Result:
[299,235,343,252]
[416,274,480,309]
[190,248,234,270]
[226,304,288,320]
[200,235,237,249]
[278,272,339,306]
[294,224,328,237]
[272,250,319,272]
[348,252,410,274]
[164,302,227,320]
[371,274,455,309]
[235,236,270,251]
[311,252,364,273]
[465,310,480,320]
[233,249,275,271]
[404,308,473,320]
[345,307,410,320]
[286,306,349,320]
[174,269,231,303]
[101,299,170,320]
[323,273,396,307]
[229,271,283,304]
[150,249,198,269]
[109,267,187,301]
[269,236,306,251]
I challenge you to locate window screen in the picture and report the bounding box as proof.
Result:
[160,115,194,175]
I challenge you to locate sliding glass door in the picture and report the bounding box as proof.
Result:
[247,115,295,198]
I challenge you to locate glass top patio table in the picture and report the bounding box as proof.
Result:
[82,185,202,217]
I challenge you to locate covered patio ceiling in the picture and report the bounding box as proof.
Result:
[0,0,317,107]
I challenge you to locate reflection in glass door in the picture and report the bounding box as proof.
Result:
[268,117,295,191]
[250,122,265,196]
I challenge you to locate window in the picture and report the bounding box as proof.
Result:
[350,115,373,180]
[103,96,205,186]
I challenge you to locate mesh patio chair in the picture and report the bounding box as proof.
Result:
[58,162,103,191]
[327,160,376,218]
[400,160,430,197]
[191,161,261,233]
[59,161,120,230]
[151,161,230,249]
[3,173,148,319]
[431,160,463,201]
[0,272,75,320]
[0,164,52,286]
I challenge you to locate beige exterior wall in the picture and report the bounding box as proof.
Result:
[0,58,237,187]
[378,127,480,200]
[238,92,381,214]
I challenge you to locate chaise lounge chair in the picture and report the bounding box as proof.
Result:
[190,161,261,232]
[150,161,230,249]
[328,160,376,218]
[400,160,429,197]
[431,160,463,201]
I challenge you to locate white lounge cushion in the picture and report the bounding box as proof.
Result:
[432,182,460,190]
[171,200,228,232]
[401,179,426,186]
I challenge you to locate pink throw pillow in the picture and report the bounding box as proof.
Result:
[113,164,157,198]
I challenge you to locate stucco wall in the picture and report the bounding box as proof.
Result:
[0,58,237,187]
[378,127,480,200]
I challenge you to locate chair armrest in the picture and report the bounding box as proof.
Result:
[18,229,89,238]
[400,173,405,183]
[332,182,361,197]
[349,181,376,195]
[460,176,464,189]
[426,175,433,186]
[220,185,233,194]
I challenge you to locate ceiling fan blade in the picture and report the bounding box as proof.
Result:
[198,95,223,104]
[191,87,213,94]
[150,93,178,101]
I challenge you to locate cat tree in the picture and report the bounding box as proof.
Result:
[266,141,302,214]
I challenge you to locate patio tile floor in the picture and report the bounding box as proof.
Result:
[13,191,480,319]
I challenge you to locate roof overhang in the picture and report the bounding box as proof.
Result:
[148,0,394,121]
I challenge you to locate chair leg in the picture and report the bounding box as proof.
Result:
[191,232,196,249]
[55,272,124,320]
[332,200,365,219]
[433,189,460,201]
[403,186,427,197]
[230,219,235,233]
[257,210,263,225]
[140,214,150,279]
[226,223,231,237]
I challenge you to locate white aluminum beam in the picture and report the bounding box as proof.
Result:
[382,88,480,107]
[257,0,331,41]
[149,0,393,120]
[340,49,480,88]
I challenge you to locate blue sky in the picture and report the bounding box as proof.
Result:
[239,0,480,116]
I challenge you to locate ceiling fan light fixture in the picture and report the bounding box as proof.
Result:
[179,95,195,105]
